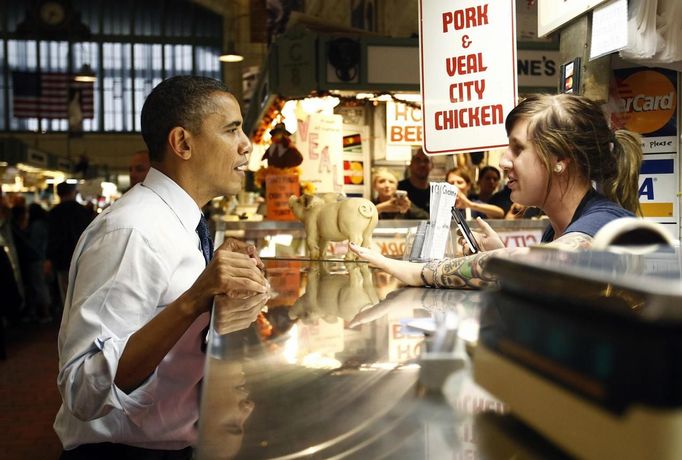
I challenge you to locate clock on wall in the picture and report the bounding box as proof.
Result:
[38,0,68,28]
[15,0,85,38]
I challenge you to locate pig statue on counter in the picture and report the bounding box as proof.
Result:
[288,194,378,260]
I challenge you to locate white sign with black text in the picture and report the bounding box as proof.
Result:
[420,182,457,260]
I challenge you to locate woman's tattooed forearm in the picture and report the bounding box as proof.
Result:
[433,250,499,289]
[424,233,592,290]
[431,247,531,289]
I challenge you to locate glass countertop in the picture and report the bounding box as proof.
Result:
[196,259,567,460]
[197,248,682,459]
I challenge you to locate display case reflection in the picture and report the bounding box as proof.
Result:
[289,261,380,324]
[197,357,254,460]
[210,261,384,368]
[349,286,483,347]
[213,292,270,336]
[198,290,269,460]
[198,263,516,459]
[199,292,266,460]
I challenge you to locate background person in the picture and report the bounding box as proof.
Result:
[0,188,23,338]
[128,150,151,189]
[46,182,93,307]
[9,205,33,321]
[488,182,543,219]
[350,93,643,290]
[470,165,501,203]
[398,148,432,215]
[67,88,83,133]
[488,182,513,215]
[505,201,543,220]
[372,168,428,220]
[54,76,269,459]
[446,167,504,219]
[25,203,52,322]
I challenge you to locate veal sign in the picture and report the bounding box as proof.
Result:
[419,1,517,154]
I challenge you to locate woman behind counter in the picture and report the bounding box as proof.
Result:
[372,168,429,220]
[351,93,643,289]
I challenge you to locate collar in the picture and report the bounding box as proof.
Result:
[568,187,598,228]
[141,167,202,233]
[542,188,598,242]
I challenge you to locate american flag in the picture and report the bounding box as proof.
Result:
[12,71,94,119]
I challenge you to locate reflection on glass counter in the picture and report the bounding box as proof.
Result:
[288,262,379,324]
[197,249,682,459]
[214,218,549,259]
[195,260,558,460]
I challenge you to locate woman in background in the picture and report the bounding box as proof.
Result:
[446,167,504,219]
[372,168,428,220]
[351,93,643,289]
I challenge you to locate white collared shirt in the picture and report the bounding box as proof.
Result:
[54,168,209,450]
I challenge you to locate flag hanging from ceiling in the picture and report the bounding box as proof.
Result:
[11,71,94,119]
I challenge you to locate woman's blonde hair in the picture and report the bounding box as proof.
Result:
[372,168,398,188]
[505,94,643,215]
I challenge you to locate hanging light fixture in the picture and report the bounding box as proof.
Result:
[218,12,248,63]
[73,63,96,82]
[219,41,244,62]
[73,43,96,82]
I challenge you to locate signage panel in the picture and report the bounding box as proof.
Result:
[296,114,344,193]
[610,66,678,236]
[419,0,517,154]
[538,0,610,37]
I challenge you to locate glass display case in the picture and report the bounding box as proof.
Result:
[214,218,549,259]
[197,248,682,459]
[196,259,556,459]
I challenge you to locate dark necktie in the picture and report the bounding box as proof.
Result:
[196,215,213,265]
[197,215,214,353]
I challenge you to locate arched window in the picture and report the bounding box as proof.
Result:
[2,0,223,133]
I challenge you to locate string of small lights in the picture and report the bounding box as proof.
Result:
[251,91,421,144]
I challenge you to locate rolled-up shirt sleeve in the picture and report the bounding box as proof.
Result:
[57,227,171,422]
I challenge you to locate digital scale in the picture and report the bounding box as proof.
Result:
[473,247,682,459]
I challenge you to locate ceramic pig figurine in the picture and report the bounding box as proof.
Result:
[288,194,378,259]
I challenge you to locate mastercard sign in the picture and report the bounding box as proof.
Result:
[343,160,364,185]
[612,69,677,135]
[612,68,679,237]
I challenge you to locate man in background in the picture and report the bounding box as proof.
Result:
[46,182,92,306]
[128,150,151,188]
[398,148,433,214]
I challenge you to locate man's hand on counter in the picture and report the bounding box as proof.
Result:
[180,240,269,318]
[221,237,265,271]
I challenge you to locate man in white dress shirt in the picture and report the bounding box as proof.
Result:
[54,76,268,459]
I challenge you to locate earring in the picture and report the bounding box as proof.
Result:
[554,163,564,173]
